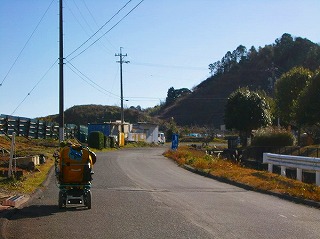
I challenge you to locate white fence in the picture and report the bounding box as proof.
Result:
[263,153,320,186]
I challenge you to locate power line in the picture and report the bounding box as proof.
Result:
[66,0,133,60]
[11,59,58,115]
[8,1,145,115]
[72,0,95,33]
[65,0,91,36]
[67,0,144,62]
[66,61,119,99]
[126,96,165,100]
[131,61,207,71]
[1,0,55,87]
[66,64,109,96]
[82,0,100,28]
[80,0,118,54]
[124,98,165,102]
[70,0,116,55]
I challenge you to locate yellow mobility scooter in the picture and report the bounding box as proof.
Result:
[55,144,96,209]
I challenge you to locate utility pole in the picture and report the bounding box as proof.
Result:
[115,47,129,133]
[270,62,280,126]
[59,0,64,141]
[270,62,278,96]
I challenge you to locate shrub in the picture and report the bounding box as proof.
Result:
[88,131,104,149]
[252,127,296,147]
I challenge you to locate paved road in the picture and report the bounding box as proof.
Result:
[2,147,320,238]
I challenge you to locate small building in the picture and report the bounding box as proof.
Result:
[132,122,159,143]
[88,121,160,144]
[127,132,146,142]
[88,121,132,137]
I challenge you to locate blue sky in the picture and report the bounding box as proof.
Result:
[1,0,319,118]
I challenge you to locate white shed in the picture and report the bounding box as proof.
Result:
[132,122,159,143]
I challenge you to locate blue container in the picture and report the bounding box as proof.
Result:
[88,123,111,136]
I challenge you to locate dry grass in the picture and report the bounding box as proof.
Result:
[0,136,58,157]
[164,146,320,202]
[0,136,59,194]
[2,136,320,203]
[0,159,55,194]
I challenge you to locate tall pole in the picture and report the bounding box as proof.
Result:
[8,132,15,178]
[270,62,280,126]
[59,0,64,141]
[115,47,129,133]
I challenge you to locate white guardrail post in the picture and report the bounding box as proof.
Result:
[263,153,320,186]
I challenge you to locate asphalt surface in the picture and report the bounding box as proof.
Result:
[1,147,320,238]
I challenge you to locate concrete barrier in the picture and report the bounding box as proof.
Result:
[15,155,40,170]
[263,153,320,186]
[2,195,29,208]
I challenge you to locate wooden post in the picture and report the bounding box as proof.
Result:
[8,132,15,178]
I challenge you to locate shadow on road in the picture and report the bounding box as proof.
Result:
[6,204,88,220]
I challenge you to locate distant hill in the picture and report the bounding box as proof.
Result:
[40,104,159,126]
[157,33,320,127]
[40,34,320,129]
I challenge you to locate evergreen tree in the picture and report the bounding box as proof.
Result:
[225,88,272,146]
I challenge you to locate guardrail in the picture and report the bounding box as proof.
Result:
[263,153,320,186]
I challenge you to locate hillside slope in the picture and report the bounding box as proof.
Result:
[158,34,320,127]
[40,34,320,128]
[40,104,157,126]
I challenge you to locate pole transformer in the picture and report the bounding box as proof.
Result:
[115,47,129,133]
[59,0,64,141]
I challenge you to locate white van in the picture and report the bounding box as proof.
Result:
[158,132,166,144]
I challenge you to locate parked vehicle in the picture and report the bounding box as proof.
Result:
[158,133,166,144]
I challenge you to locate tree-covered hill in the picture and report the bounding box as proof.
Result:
[40,104,158,126]
[40,34,320,129]
[157,33,320,127]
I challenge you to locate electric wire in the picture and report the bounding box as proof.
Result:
[66,64,108,96]
[67,0,144,62]
[72,0,95,33]
[81,0,118,53]
[66,0,133,60]
[8,1,145,115]
[66,61,120,99]
[65,0,91,36]
[67,0,115,55]
[1,0,55,87]
[11,59,58,115]
[131,61,207,71]
[82,0,100,28]
[124,97,165,102]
